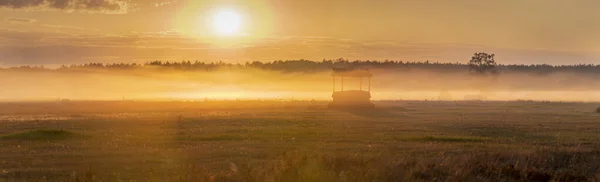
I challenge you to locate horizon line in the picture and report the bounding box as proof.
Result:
[3,59,600,69]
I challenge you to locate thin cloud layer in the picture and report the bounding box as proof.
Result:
[0,0,131,13]
[5,17,37,23]
[153,0,178,7]
[0,28,598,65]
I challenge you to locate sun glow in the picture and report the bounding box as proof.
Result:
[211,9,242,36]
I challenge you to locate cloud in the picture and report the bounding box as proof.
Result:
[0,0,132,14]
[37,31,211,49]
[5,18,37,24]
[42,24,96,31]
[0,29,599,65]
[153,0,177,7]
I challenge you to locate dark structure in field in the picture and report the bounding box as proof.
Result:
[328,67,375,108]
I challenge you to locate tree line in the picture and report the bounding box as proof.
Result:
[2,58,600,74]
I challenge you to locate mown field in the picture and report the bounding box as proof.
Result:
[0,101,599,182]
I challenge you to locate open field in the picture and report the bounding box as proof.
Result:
[0,101,599,181]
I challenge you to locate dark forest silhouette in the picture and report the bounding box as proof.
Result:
[3,58,600,74]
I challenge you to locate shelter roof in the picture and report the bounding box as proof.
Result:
[331,68,372,77]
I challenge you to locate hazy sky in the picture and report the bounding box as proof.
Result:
[1,0,600,66]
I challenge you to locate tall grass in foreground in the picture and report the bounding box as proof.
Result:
[2,148,599,182]
[1,130,81,140]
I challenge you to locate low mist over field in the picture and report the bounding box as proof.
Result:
[6,1,600,181]
[2,60,600,102]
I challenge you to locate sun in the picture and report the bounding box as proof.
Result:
[211,9,242,36]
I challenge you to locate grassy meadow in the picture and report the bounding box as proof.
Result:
[0,100,599,181]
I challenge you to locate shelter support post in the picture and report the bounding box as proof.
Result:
[333,76,335,92]
[341,76,344,91]
[368,76,371,92]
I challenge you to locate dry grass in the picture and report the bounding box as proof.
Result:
[1,129,81,141]
[408,136,487,143]
[0,101,599,181]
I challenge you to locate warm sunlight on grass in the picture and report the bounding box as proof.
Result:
[2,101,600,181]
[164,91,287,100]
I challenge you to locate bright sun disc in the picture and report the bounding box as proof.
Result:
[211,9,242,36]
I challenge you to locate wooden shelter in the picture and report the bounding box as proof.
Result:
[328,67,375,108]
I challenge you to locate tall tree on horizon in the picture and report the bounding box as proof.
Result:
[468,52,498,75]
[468,52,499,100]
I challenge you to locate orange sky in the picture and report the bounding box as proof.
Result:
[2,0,600,66]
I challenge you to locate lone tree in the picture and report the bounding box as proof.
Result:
[468,52,498,75]
[467,52,499,100]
